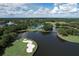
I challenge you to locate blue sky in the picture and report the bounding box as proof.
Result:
[0,3,79,18]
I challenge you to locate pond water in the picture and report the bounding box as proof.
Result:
[21,32,79,56]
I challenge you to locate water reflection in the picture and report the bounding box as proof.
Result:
[41,32,51,35]
[57,36,67,43]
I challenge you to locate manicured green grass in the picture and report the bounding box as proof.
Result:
[59,34,79,43]
[3,39,37,56]
[19,29,45,32]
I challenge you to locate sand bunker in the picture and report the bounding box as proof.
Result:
[23,39,35,53]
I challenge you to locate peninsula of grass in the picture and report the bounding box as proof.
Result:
[57,23,79,43]
[3,38,37,56]
[58,34,79,43]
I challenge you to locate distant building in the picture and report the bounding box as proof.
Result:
[0,21,17,28]
[6,21,17,26]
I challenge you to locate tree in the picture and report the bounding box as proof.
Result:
[58,28,68,36]
[0,28,4,35]
[0,32,17,47]
[56,23,60,28]
[43,23,53,31]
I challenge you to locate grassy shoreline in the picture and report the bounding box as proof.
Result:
[58,33,79,43]
[3,38,38,56]
[18,29,53,33]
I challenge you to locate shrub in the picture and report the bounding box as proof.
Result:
[43,23,53,31]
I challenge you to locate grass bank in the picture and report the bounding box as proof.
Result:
[3,38,37,56]
[58,33,79,43]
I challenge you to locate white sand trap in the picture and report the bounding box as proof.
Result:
[27,48,32,53]
[22,38,36,53]
[26,43,35,53]
[23,39,33,43]
[27,44,35,48]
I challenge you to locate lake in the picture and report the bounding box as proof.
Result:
[20,32,79,56]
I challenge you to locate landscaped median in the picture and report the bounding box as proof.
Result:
[3,38,37,56]
[57,33,79,43]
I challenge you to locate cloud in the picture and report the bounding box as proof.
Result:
[49,6,59,14]
[49,3,78,15]
[0,3,28,16]
[33,7,50,15]
[0,3,78,18]
[56,3,78,13]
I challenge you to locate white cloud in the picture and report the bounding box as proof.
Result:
[50,3,78,14]
[58,3,78,13]
[0,3,28,16]
[69,7,78,13]
[49,6,59,14]
[0,3,78,18]
[33,7,50,15]
[26,10,34,14]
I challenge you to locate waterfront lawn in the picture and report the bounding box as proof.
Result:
[3,38,37,56]
[60,35,79,43]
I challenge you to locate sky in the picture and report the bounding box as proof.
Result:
[0,3,79,18]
